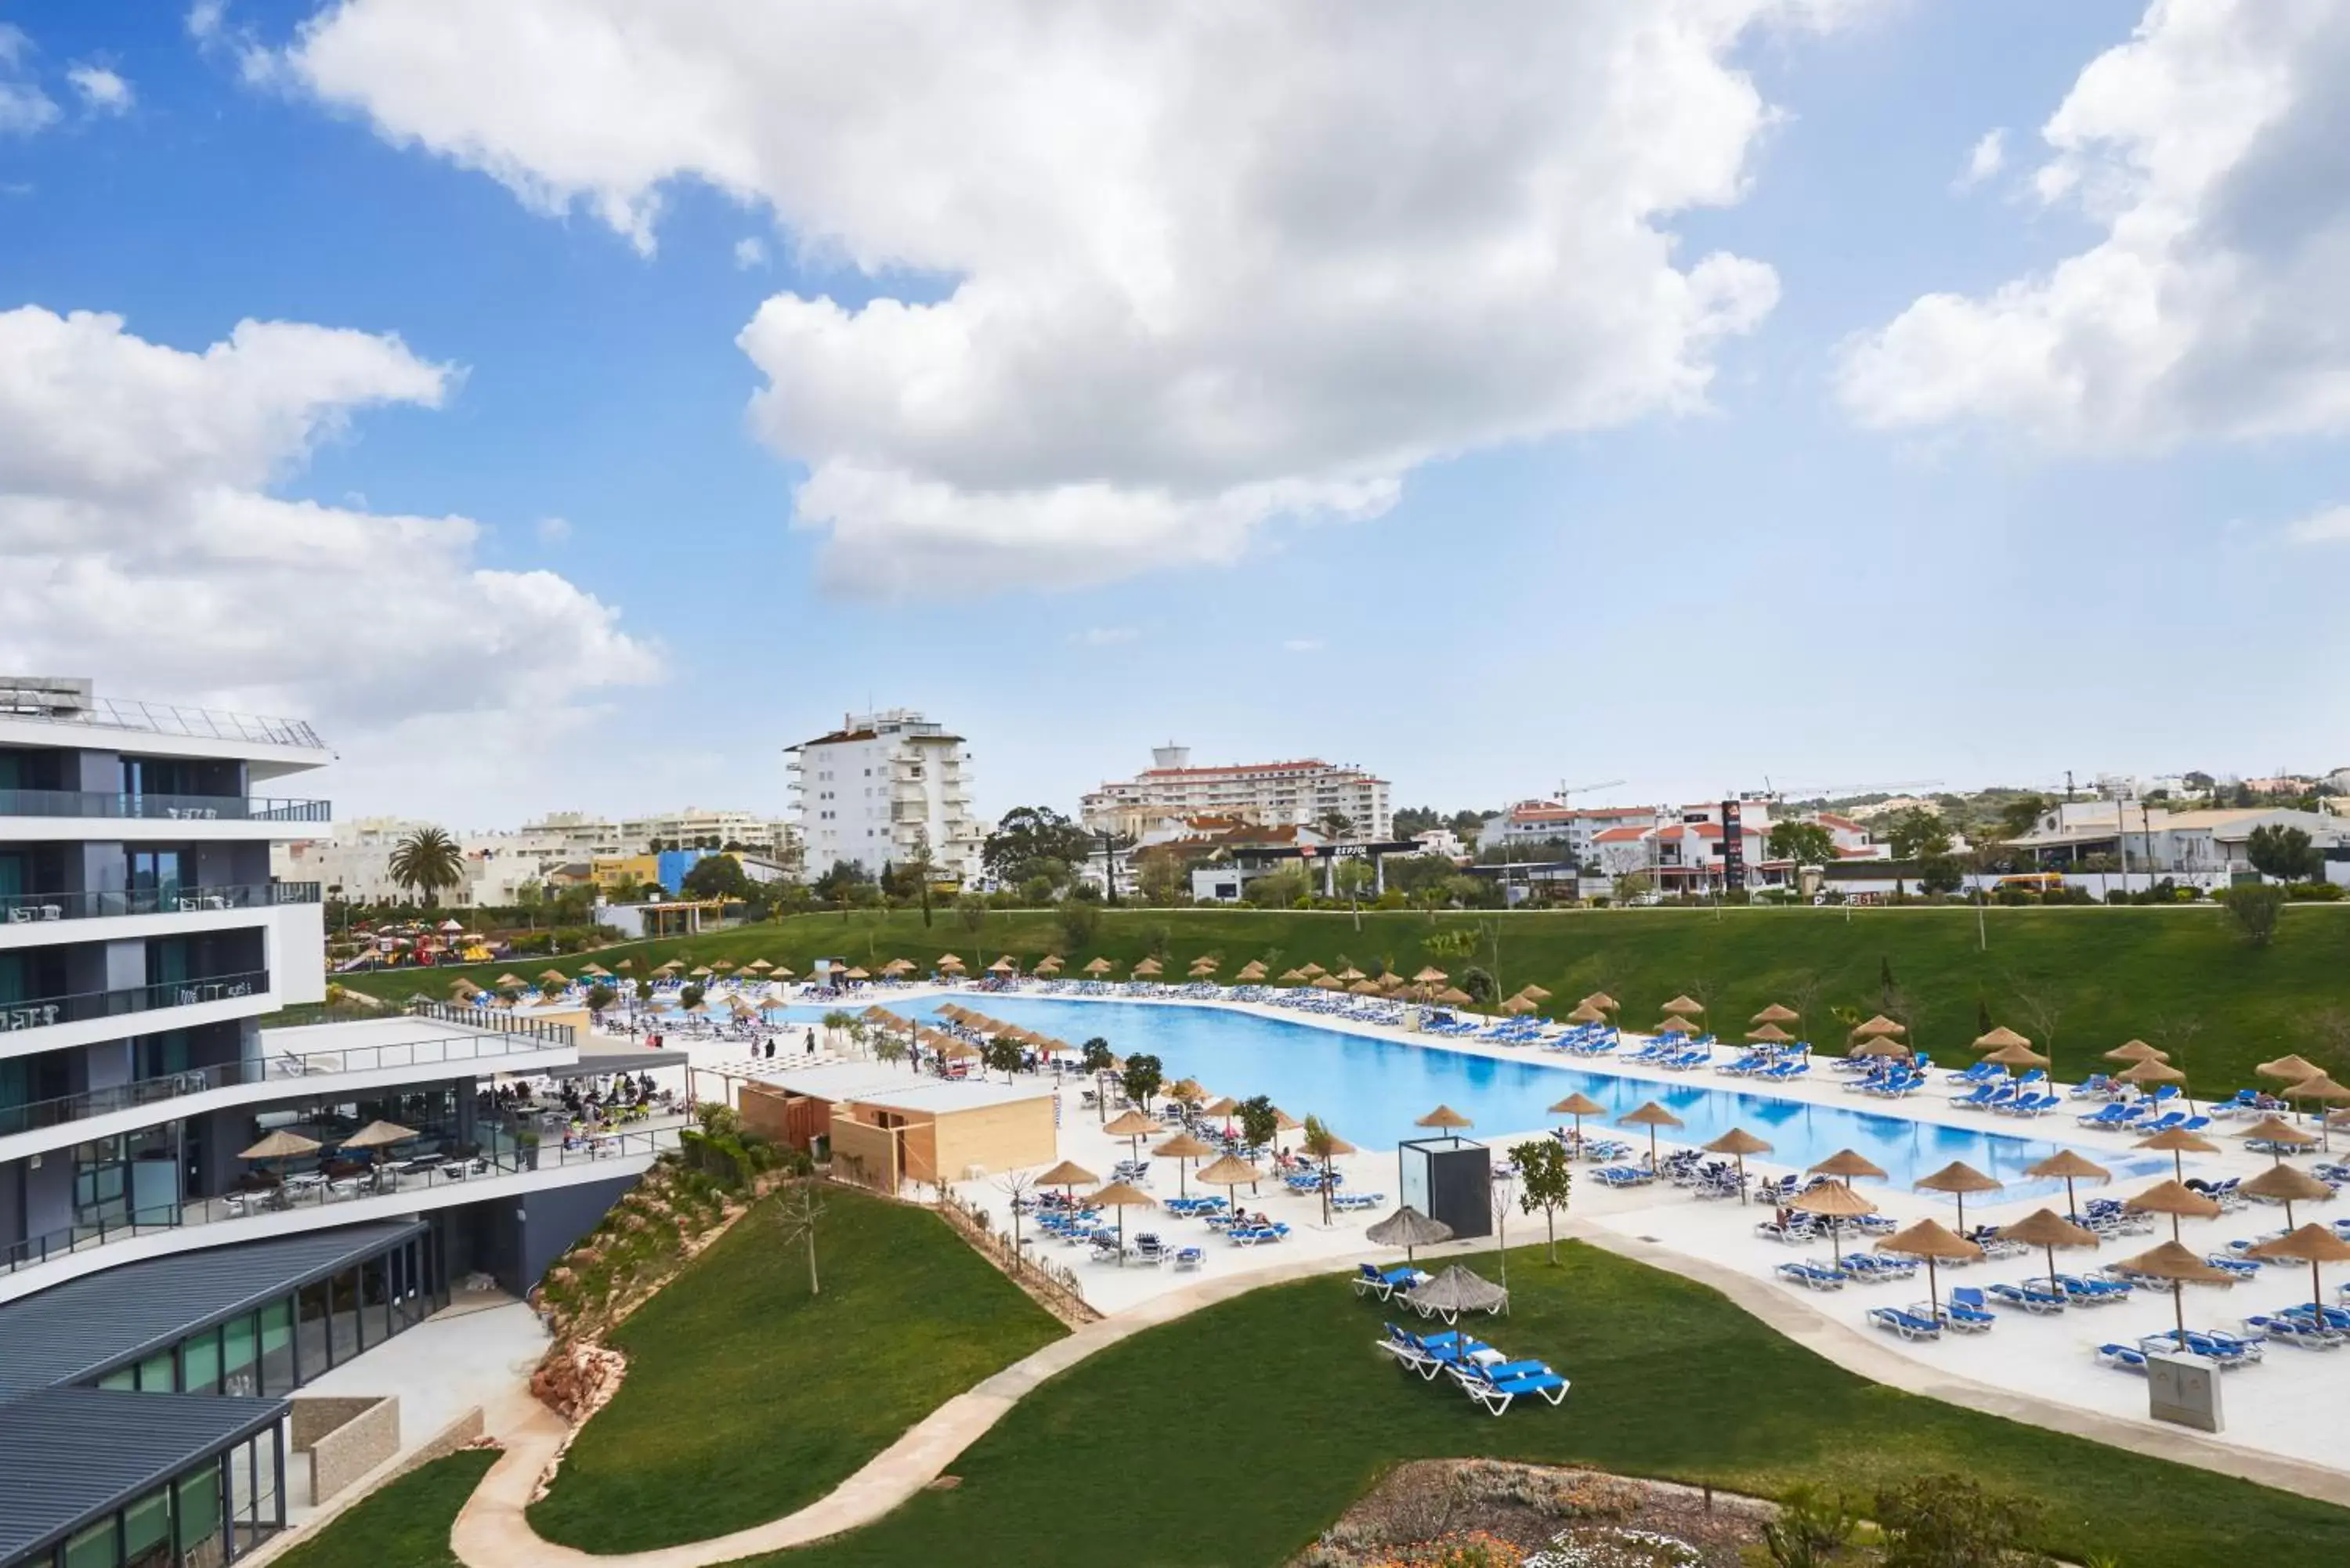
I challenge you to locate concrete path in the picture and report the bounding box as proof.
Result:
[449,1257,1336,1568]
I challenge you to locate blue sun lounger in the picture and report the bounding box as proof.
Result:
[1355,1263,1430,1300]
[2097,1342,2150,1373]
[1941,1287,1997,1331]
[1985,1281,2066,1313]
[1776,1260,1846,1291]
[1867,1305,1943,1342]
[1457,1361,1571,1415]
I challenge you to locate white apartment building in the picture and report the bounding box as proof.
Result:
[620,807,798,860]
[786,710,982,882]
[1478,802,1659,861]
[1081,746,1392,841]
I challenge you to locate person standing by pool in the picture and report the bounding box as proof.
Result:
[804,1028,816,1055]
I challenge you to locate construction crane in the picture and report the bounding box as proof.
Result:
[1556,777,1627,804]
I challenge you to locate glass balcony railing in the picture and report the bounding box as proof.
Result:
[0,1006,573,1139]
[0,789,331,822]
[0,687,325,749]
[0,969,269,1036]
[0,882,320,926]
[1,1122,681,1277]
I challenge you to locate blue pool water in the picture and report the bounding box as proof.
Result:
[870,997,2166,1199]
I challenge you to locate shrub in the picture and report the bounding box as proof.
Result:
[2220,883,2287,946]
[1872,1475,2053,1568]
[2287,880,2345,901]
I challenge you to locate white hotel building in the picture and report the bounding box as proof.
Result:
[786,710,984,883]
[0,680,674,1568]
[1081,746,1393,841]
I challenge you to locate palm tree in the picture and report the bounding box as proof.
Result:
[389,827,465,906]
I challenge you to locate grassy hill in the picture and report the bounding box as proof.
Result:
[330,905,2350,1097]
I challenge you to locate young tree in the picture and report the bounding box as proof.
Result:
[1237,1093,1278,1157]
[1120,1052,1165,1111]
[678,983,705,1012]
[1301,1114,1340,1225]
[1333,858,1375,930]
[680,854,753,901]
[901,831,941,927]
[1136,849,1195,906]
[768,1182,828,1297]
[584,983,617,1015]
[1079,1036,1117,1075]
[2221,883,2287,946]
[982,806,1094,884]
[982,1034,1025,1083]
[871,1026,909,1070]
[955,891,989,934]
[1511,1137,1574,1263]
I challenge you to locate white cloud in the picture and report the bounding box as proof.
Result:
[67,64,133,115]
[535,514,572,544]
[732,236,767,270]
[1953,128,2005,191]
[1282,638,1325,655]
[186,2,228,42]
[2285,504,2350,544]
[276,0,1825,593]
[1068,626,1138,648]
[0,26,58,135]
[1842,1,2350,450]
[0,306,661,753]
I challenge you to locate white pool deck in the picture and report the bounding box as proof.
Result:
[582,985,2350,1484]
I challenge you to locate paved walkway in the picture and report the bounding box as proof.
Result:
[449,1257,1336,1568]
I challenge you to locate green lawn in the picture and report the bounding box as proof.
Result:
[333,905,2350,1096]
[271,1450,497,1568]
[528,1186,1065,1553]
[742,1242,2350,1568]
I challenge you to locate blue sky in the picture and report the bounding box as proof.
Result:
[3,1,2345,826]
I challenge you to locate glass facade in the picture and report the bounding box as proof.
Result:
[82,1230,443,1400]
[34,1431,278,1568]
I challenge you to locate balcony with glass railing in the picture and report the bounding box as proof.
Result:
[0,1005,573,1140]
[0,969,269,1038]
[1,881,318,928]
[0,788,331,822]
[0,686,326,749]
[2,1122,681,1281]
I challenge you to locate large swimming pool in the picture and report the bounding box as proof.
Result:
[871,996,2164,1200]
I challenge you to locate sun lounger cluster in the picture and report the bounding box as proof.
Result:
[1376,1323,1570,1415]
[1548,1130,1636,1165]
[1716,1048,1812,1081]
[1864,1287,1998,1342]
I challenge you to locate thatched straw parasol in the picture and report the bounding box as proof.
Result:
[1704,1127,1773,1203]
[1151,1130,1217,1197]
[1654,1014,1699,1036]
[1519,985,1553,1003]
[2125,1176,2223,1241]
[1850,1014,1907,1039]
[1618,1101,1683,1165]
[2026,1148,2111,1216]
[1877,1219,1983,1324]
[1660,995,1705,1017]
[1366,1204,1455,1263]
[1033,1159,1097,1204]
[1972,1025,2030,1051]
[1810,1149,1888,1183]
[1089,1180,1155,1262]
[240,1131,321,1176]
[2257,1054,2324,1083]
[2240,1162,2335,1228]
[2113,1240,2237,1345]
[1197,1153,1267,1216]
[1580,992,1620,1014]
[1549,1092,1607,1146]
[1083,957,1115,975]
[2104,1039,2167,1064]
[2247,1223,2350,1332]
[1846,1035,1913,1060]
[1745,1022,1793,1045]
[1914,1161,2003,1232]
[2240,1115,2319,1162]
[1982,1042,2051,1071]
[1401,1263,1509,1325]
[2135,1125,2220,1180]
[1102,1107,1162,1157]
[1791,1180,1878,1266]
[1415,1104,1473,1132]
[1412,966,1449,984]
[1997,1208,2100,1292]
[338,1119,417,1151]
[1500,996,1538,1016]
[1565,1003,1607,1026]
[1752,1003,1800,1025]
